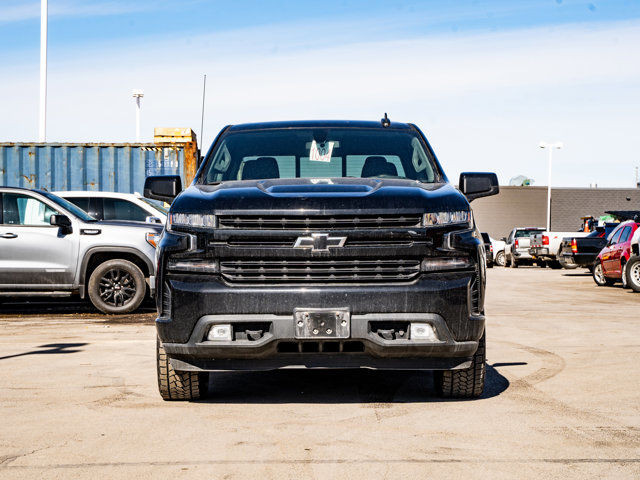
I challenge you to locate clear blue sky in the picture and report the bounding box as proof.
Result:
[1,0,639,187]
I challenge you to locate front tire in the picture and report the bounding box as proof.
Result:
[494,251,505,267]
[625,257,640,292]
[435,333,485,398]
[157,337,208,401]
[88,259,146,314]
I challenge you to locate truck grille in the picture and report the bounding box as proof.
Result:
[220,259,421,284]
[217,214,422,230]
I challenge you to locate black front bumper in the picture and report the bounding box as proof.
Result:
[157,272,484,371]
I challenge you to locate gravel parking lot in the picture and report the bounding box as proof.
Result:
[1,267,639,479]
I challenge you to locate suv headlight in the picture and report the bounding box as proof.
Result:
[168,213,216,230]
[423,210,470,228]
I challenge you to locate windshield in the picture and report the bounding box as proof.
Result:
[139,197,169,215]
[201,128,441,183]
[38,191,96,222]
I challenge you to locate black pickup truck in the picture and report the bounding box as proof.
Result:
[144,119,498,401]
[560,223,618,269]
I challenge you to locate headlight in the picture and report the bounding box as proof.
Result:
[423,211,470,227]
[167,258,219,273]
[168,213,216,230]
[145,232,161,248]
[421,257,474,271]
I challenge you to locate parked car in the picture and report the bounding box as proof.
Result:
[559,223,619,271]
[481,232,493,268]
[55,191,168,224]
[504,227,545,268]
[529,230,592,268]
[144,119,499,401]
[624,227,640,292]
[592,220,640,287]
[490,236,506,266]
[0,187,162,313]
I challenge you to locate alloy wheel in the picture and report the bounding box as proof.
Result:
[98,269,137,307]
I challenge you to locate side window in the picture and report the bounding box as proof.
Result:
[103,198,149,222]
[65,197,90,214]
[609,228,623,245]
[1,193,58,226]
[87,197,103,220]
[619,226,632,244]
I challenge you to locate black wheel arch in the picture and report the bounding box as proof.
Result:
[79,247,154,298]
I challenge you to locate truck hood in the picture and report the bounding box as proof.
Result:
[172,178,469,214]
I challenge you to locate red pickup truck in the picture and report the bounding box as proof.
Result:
[592,220,640,287]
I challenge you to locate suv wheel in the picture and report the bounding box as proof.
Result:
[494,251,505,267]
[88,259,146,314]
[157,337,208,401]
[625,257,640,292]
[435,333,485,398]
[592,262,615,287]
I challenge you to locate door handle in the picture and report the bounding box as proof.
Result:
[0,233,18,239]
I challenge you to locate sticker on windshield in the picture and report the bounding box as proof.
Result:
[309,140,334,162]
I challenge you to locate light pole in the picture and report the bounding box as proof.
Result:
[539,141,563,231]
[132,90,144,142]
[39,0,48,142]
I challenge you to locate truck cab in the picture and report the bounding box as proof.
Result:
[144,120,499,401]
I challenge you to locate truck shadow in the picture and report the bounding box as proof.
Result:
[0,342,88,361]
[201,363,512,404]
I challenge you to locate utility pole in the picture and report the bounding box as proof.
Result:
[39,0,48,142]
[200,74,207,149]
[132,90,144,142]
[539,141,563,231]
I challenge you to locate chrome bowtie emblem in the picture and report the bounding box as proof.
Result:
[293,233,346,252]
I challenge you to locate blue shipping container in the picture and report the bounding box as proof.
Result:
[0,143,190,194]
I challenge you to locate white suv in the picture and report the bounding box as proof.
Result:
[55,191,167,224]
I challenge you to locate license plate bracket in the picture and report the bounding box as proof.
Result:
[294,308,350,339]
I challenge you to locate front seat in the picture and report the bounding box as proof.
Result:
[241,157,280,180]
[361,156,398,178]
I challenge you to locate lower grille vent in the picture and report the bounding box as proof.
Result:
[470,267,480,315]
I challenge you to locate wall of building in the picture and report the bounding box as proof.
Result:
[472,186,640,239]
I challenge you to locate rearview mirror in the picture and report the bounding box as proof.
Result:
[50,214,72,234]
[144,175,182,204]
[459,172,499,202]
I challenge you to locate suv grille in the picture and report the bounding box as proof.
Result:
[217,214,422,230]
[220,259,421,284]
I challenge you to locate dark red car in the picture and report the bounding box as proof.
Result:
[593,220,640,286]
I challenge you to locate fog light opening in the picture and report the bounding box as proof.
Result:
[410,323,437,341]
[207,324,232,342]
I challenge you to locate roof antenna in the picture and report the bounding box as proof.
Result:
[381,112,390,127]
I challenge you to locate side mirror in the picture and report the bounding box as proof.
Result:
[501,237,507,242]
[50,214,73,234]
[459,172,499,202]
[144,175,182,204]
[145,216,163,224]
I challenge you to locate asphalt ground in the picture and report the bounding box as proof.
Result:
[0,267,639,479]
